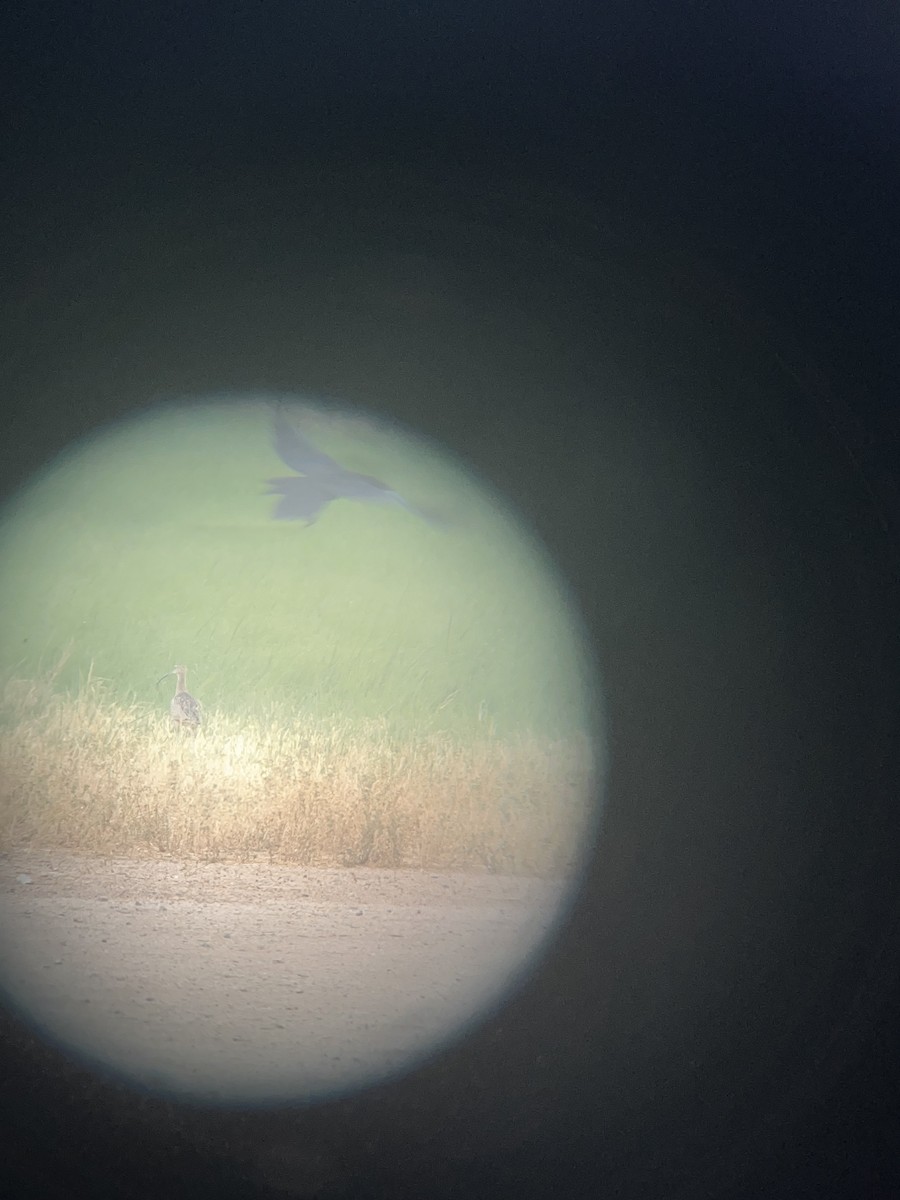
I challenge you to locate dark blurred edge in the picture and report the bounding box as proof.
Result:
[0,148,898,1200]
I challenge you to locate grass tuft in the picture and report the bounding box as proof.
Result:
[0,672,597,877]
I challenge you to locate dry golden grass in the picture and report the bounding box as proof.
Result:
[0,674,597,877]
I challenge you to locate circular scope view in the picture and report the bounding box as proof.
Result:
[0,395,602,1104]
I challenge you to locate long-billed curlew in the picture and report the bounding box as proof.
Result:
[265,407,449,528]
[157,664,202,730]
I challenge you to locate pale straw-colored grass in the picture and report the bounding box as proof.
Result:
[0,673,596,876]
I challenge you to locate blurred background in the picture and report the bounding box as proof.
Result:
[1,2,899,1197]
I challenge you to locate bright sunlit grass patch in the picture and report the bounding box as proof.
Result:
[0,398,594,741]
[0,671,596,877]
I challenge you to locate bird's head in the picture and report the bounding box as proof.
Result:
[156,665,187,685]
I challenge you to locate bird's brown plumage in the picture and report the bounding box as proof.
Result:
[158,665,201,729]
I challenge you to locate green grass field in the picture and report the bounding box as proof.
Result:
[0,397,602,871]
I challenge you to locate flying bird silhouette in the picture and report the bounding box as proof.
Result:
[265,410,448,528]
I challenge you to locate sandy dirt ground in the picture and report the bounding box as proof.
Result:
[0,849,568,1103]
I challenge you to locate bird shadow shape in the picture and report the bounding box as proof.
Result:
[264,407,452,529]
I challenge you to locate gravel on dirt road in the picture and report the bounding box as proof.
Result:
[0,849,572,1103]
